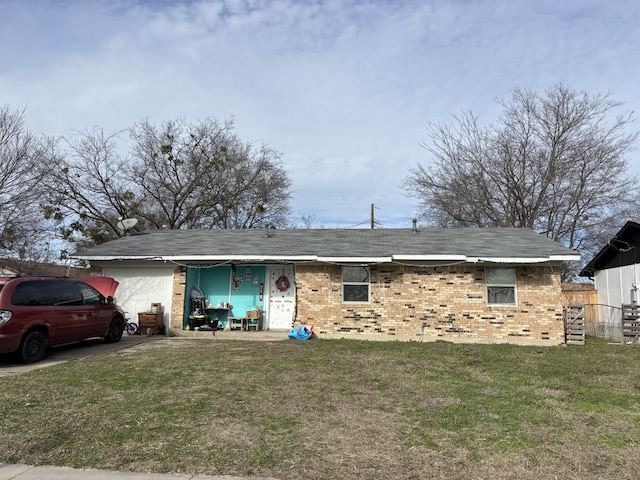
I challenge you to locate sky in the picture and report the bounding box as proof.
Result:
[1,0,639,229]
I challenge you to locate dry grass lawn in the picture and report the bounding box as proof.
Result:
[1,337,640,479]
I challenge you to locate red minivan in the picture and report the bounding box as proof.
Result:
[0,276,126,363]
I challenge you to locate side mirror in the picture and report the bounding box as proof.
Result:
[106,295,114,304]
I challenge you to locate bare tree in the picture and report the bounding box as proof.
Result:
[202,141,292,229]
[42,127,143,252]
[44,116,292,250]
[128,117,291,229]
[289,212,319,229]
[404,85,639,278]
[0,106,52,260]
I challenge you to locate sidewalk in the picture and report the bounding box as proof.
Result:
[0,463,279,480]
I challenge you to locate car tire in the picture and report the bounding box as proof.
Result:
[105,318,124,343]
[17,330,47,364]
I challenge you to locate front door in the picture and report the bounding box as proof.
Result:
[266,265,296,330]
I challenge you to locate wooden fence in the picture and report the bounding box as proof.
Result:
[622,304,640,344]
[561,284,598,324]
[564,304,585,346]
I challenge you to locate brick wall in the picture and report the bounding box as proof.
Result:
[295,263,565,344]
[170,267,187,331]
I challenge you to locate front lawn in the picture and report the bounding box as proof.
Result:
[1,337,640,479]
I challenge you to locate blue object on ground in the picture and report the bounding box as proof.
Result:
[288,325,312,340]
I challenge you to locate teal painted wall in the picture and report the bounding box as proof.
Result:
[184,265,266,329]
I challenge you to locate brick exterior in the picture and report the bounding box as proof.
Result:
[170,267,187,331]
[295,263,565,344]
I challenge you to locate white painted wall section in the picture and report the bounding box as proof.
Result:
[101,266,175,330]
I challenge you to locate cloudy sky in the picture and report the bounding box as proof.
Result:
[1,0,638,228]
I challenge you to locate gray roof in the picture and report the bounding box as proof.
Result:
[73,228,579,265]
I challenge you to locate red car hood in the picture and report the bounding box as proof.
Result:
[82,276,119,298]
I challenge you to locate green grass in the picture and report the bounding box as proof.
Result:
[2,337,640,479]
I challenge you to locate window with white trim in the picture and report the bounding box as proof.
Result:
[342,266,370,303]
[486,267,516,305]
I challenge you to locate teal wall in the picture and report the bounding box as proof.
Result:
[184,265,266,329]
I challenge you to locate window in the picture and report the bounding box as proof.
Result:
[343,266,370,303]
[49,281,83,306]
[11,281,51,306]
[79,283,105,306]
[486,267,516,305]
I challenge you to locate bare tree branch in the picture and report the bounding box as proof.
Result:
[0,106,53,259]
[404,84,639,279]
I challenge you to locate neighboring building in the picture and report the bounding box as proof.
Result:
[73,227,579,345]
[580,220,640,337]
[0,258,88,278]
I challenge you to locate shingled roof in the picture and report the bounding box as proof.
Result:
[73,228,579,265]
[580,220,640,276]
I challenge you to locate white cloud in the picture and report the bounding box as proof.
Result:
[0,0,638,227]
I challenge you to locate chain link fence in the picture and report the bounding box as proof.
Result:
[583,304,623,343]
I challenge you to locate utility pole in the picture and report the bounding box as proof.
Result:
[371,203,375,229]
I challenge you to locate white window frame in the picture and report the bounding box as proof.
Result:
[486,267,517,306]
[342,266,370,303]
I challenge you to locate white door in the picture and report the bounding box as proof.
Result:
[265,265,296,330]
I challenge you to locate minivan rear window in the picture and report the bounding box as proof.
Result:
[11,281,53,306]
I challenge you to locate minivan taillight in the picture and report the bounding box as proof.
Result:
[0,310,13,327]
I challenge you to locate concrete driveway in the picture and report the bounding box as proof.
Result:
[0,334,162,378]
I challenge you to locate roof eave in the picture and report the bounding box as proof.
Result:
[74,254,580,264]
[317,257,393,263]
[392,255,467,262]
[549,254,581,262]
[161,255,319,262]
[393,254,580,264]
[467,255,580,264]
[72,255,162,261]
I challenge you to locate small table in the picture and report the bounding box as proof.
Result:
[205,306,230,330]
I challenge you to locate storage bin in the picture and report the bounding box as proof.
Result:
[138,312,163,335]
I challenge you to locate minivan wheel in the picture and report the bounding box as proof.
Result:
[18,330,47,364]
[105,318,124,343]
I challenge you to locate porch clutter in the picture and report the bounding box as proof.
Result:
[187,286,228,332]
[187,286,208,331]
[229,307,263,331]
[138,303,164,335]
[229,316,245,330]
[182,265,272,332]
[246,307,262,331]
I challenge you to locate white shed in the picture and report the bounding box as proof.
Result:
[580,220,640,333]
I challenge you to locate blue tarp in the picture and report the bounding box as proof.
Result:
[288,325,313,340]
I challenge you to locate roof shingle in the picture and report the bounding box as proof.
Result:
[73,228,579,264]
